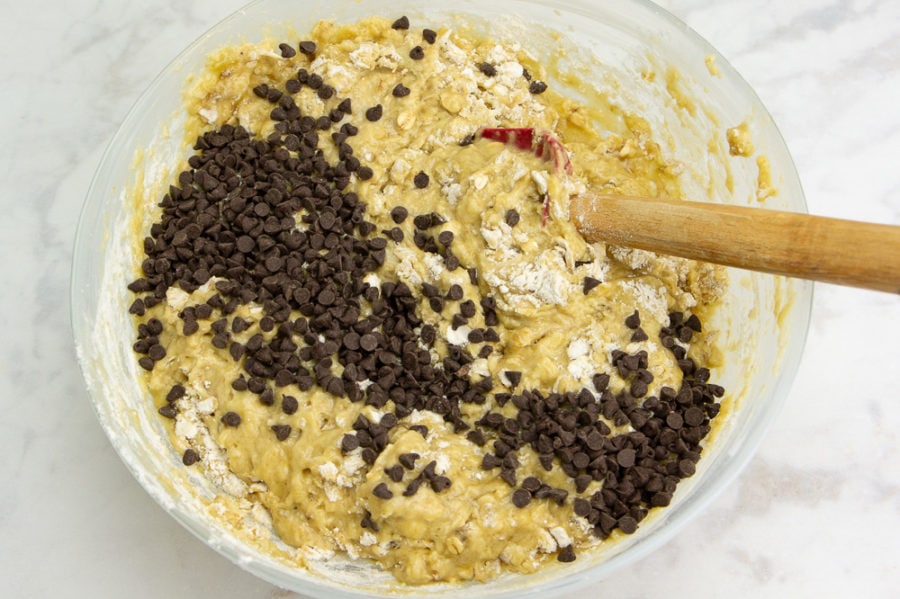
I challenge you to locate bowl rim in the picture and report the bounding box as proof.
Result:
[71,0,814,596]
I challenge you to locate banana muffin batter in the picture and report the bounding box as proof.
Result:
[127,15,727,584]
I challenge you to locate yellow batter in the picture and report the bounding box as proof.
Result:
[133,16,727,584]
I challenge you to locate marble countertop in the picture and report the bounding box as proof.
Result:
[1,0,898,597]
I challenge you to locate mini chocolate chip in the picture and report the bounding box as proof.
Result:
[504,371,522,387]
[585,430,605,452]
[158,404,177,419]
[631,379,648,398]
[299,40,317,55]
[211,333,229,349]
[385,465,404,482]
[631,328,649,342]
[557,545,576,562]
[617,448,636,468]
[275,367,294,387]
[684,406,705,427]
[618,515,638,534]
[409,46,425,60]
[420,323,436,344]
[182,449,200,466]
[583,277,601,294]
[390,206,409,224]
[403,476,423,496]
[549,488,568,505]
[429,297,444,312]
[341,433,360,453]
[625,310,641,329]
[271,424,291,441]
[481,454,502,470]
[365,104,383,121]
[685,314,702,332]
[285,78,301,93]
[384,226,403,242]
[466,430,485,446]
[479,62,497,77]
[422,28,437,44]
[467,329,484,344]
[666,412,684,429]
[399,452,420,469]
[247,377,266,394]
[517,477,538,493]
[651,491,673,507]
[593,373,610,392]
[573,497,591,517]
[183,318,199,335]
[221,412,241,427]
[431,476,452,492]
[129,298,145,315]
[282,395,299,415]
[373,482,393,499]
[413,214,432,230]
[359,333,378,351]
[138,357,155,371]
[512,488,532,508]
[236,235,255,253]
[695,367,711,383]
[148,344,166,361]
[326,377,344,396]
[413,171,430,188]
[575,474,593,493]
[231,316,249,333]
[360,510,379,531]
[392,83,411,97]
[529,80,548,94]
[392,16,410,29]
[504,209,520,227]
[278,43,296,58]
[166,384,186,403]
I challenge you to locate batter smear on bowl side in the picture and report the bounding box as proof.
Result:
[126,15,728,584]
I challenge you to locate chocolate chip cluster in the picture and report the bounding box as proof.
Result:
[128,17,726,565]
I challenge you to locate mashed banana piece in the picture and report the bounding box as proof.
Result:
[136,17,726,584]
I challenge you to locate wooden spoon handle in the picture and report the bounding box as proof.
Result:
[571,193,900,293]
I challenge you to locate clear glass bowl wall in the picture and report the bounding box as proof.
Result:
[72,0,812,597]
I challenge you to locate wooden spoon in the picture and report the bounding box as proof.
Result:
[571,194,900,293]
[478,128,900,293]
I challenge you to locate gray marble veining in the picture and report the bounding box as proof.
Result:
[1,1,898,597]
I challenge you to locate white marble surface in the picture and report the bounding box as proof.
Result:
[1,0,898,597]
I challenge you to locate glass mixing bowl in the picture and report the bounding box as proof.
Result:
[72,0,812,596]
